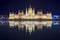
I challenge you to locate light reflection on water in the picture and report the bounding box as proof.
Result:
[0,21,60,34]
[0,21,60,40]
[9,21,52,34]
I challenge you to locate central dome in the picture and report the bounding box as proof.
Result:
[28,5,32,11]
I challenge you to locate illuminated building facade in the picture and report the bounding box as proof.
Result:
[9,5,52,19]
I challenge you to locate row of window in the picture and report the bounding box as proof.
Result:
[0,15,60,19]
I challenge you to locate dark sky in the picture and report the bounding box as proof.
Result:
[0,0,60,15]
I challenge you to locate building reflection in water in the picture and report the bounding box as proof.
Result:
[9,21,52,34]
[0,21,59,34]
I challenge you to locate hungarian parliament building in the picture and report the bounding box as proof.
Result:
[9,5,52,19]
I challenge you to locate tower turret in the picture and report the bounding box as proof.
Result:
[26,8,27,15]
[37,10,43,15]
[33,8,35,15]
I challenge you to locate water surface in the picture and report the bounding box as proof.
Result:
[0,21,60,40]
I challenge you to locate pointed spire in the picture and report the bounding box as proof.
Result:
[26,8,27,15]
[30,5,31,8]
[33,8,35,15]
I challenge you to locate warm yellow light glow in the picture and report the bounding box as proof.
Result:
[9,5,52,19]
[28,5,32,11]
[9,21,52,34]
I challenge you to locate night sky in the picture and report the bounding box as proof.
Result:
[0,0,60,15]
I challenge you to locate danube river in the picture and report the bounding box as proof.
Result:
[0,21,60,40]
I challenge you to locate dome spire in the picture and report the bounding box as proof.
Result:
[28,5,32,10]
[30,5,31,8]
